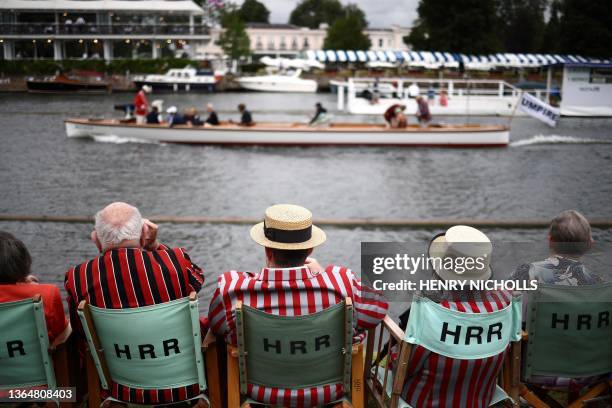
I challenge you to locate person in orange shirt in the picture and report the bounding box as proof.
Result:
[0,231,70,344]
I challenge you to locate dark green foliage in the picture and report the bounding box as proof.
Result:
[239,0,270,23]
[289,0,344,29]
[557,0,612,58]
[323,4,371,50]
[217,6,251,60]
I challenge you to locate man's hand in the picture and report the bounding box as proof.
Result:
[141,218,159,251]
[305,257,322,275]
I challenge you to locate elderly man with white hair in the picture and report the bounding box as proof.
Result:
[64,202,205,405]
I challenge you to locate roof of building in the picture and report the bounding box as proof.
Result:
[0,0,203,14]
[546,62,612,69]
[245,23,304,30]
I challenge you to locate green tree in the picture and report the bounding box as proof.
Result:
[217,7,251,61]
[323,4,371,50]
[558,0,612,58]
[542,0,562,53]
[289,0,344,29]
[497,0,547,53]
[239,0,270,23]
[406,0,502,54]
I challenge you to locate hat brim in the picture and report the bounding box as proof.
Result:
[250,222,326,250]
[428,235,491,282]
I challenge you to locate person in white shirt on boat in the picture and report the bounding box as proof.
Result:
[407,82,420,98]
[166,106,187,127]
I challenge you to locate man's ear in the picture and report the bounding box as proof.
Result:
[91,230,102,252]
[307,248,313,257]
[265,247,274,265]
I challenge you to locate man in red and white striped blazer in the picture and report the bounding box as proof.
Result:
[208,204,388,407]
[64,202,205,405]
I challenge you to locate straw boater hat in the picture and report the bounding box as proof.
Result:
[250,204,326,250]
[428,225,492,281]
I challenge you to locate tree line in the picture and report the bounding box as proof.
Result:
[208,0,611,62]
[407,0,611,58]
[214,0,371,61]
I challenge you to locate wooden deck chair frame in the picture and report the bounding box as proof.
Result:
[78,292,221,407]
[226,297,365,408]
[364,300,522,408]
[0,295,72,408]
[518,283,612,408]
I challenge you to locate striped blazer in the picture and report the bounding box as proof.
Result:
[208,264,388,407]
[64,244,205,405]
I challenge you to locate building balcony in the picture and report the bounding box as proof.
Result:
[0,23,209,37]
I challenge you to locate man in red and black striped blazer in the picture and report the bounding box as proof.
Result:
[64,202,205,405]
[208,204,388,407]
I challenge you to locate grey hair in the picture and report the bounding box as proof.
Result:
[549,210,592,255]
[94,204,143,246]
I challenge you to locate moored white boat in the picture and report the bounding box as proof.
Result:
[133,66,221,92]
[65,119,509,147]
[236,69,317,93]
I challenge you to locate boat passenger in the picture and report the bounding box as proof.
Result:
[204,103,220,126]
[237,103,254,126]
[383,103,406,127]
[439,89,448,107]
[64,202,206,405]
[166,105,187,127]
[208,204,388,407]
[145,106,160,124]
[133,84,152,125]
[415,95,431,125]
[391,110,408,129]
[184,107,203,126]
[309,102,328,125]
[0,231,70,345]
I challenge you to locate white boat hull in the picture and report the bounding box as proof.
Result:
[236,76,317,93]
[65,119,509,147]
[348,96,526,116]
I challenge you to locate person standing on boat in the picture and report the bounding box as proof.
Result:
[204,103,220,126]
[134,84,152,124]
[383,103,406,127]
[415,95,431,125]
[309,102,328,125]
[208,204,388,407]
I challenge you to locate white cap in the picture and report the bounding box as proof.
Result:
[166,106,178,114]
[142,85,152,93]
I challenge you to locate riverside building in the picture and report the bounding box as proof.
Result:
[0,0,210,60]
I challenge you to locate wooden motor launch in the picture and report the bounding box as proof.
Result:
[65,119,510,147]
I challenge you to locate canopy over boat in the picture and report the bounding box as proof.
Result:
[305,50,611,70]
[65,119,510,147]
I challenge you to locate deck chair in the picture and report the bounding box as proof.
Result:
[78,292,220,407]
[0,295,72,407]
[226,298,365,408]
[520,283,612,408]
[365,295,523,408]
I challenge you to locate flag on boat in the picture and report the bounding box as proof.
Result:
[517,92,560,127]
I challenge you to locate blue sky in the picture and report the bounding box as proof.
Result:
[233,0,419,28]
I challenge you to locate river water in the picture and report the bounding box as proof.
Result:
[1,92,611,310]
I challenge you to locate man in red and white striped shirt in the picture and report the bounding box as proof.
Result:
[208,204,388,407]
[64,202,205,405]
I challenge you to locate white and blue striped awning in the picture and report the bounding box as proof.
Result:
[305,50,612,68]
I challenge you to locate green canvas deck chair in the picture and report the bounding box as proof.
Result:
[77,292,220,407]
[227,298,365,408]
[520,283,612,408]
[364,295,523,408]
[0,295,72,407]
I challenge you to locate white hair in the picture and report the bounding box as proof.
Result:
[94,204,143,246]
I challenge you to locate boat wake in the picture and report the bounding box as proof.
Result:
[511,134,612,147]
[92,134,162,145]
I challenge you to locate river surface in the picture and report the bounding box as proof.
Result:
[1,92,611,312]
